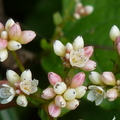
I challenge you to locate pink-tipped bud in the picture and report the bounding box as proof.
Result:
[63,88,76,101]
[109,25,120,41]
[75,86,87,98]
[8,23,22,40]
[89,71,102,85]
[0,22,4,32]
[106,88,118,101]
[81,60,96,71]
[117,42,120,55]
[53,82,67,94]
[5,18,15,31]
[41,87,56,99]
[48,72,62,86]
[70,72,85,88]
[18,30,36,44]
[53,40,66,57]
[101,72,116,85]
[0,39,8,50]
[73,36,84,50]
[48,101,61,118]
[1,31,8,39]
[54,95,66,107]
[66,43,73,53]
[66,99,79,110]
[84,46,94,58]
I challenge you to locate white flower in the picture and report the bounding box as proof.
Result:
[20,69,39,95]
[70,49,89,67]
[0,84,15,104]
[87,85,105,105]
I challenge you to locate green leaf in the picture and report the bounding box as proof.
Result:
[53,12,63,25]
[38,109,50,120]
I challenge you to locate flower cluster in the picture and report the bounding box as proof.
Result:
[74,1,94,19]
[0,69,39,107]
[53,36,96,71]
[87,71,119,105]
[0,18,36,62]
[41,72,87,117]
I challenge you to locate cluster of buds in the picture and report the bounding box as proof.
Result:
[87,71,119,105]
[0,18,36,62]
[74,1,94,19]
[41,72,87,117]
[109,25,120,55]
[53,36,96,71]
[0,69,39,107]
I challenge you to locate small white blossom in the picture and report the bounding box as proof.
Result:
[87,85,105,106]
[0,84,15,104]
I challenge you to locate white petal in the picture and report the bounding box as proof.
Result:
[87,90,97,101]
[6,70,20,85]
[21,69,32,81]
[7,41,22,51]
[73,36,84,50]
[0,49,8,62]
[95,96,103,106]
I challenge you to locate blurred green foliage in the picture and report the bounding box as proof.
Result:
[1,0,120,120]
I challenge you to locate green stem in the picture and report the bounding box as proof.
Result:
[11,51,25,72]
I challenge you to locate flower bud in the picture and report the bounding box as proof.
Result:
[70,72,85,88]
[16,95,28,107]
[48,72,62,86]
[75,86,87,98]
[0,49,8,62]
[54,95,66,107]
[73,36,84,50]
[5,18,15,31]
[84,46,94,58]
[66,99,79,110]
[41,87,56,99]
[101,72,116,85]
[117,42,120,55]
[54,82,67,94]
[109,25,120,41]
[18,30,36,44]
[1,31,8,39]
[81,60,96,71]
[8,23,22,40]
[7,41,22,51]
[63,88,76,101]
[0,39,8,50]
[66,42,73,53]
[89,71,102,85]
[48,101,61,117]
[53,40,66,57]
[106,88,118,101]
[6,70,20,85]
[84,5,94,15]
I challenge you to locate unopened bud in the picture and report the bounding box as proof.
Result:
[6,70,20,85]
[53,40,66,57]
[75,86,87,98]
[54,95,66,107]
[84,46,94,58]
[48,72,62,86]
[0,22,4,32]
[73,36,84,50]
[101,72,116,85]
[5,18,15,31]
[54,82,67,94]
[70,72,85,88]
[63,88,76,101]
[16,95,28,107]
[117,42,120,55]
[48,101,61,117]
[0,39,8,50]
[66,99,79,110]
[0,49,8,62]
[66,43,73,53]
[84,5,94,15]
[109,25,120,41]
[106,88,118,101]
[1,31,8,39]
[41,87,56,99]
[89,71,102,85]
